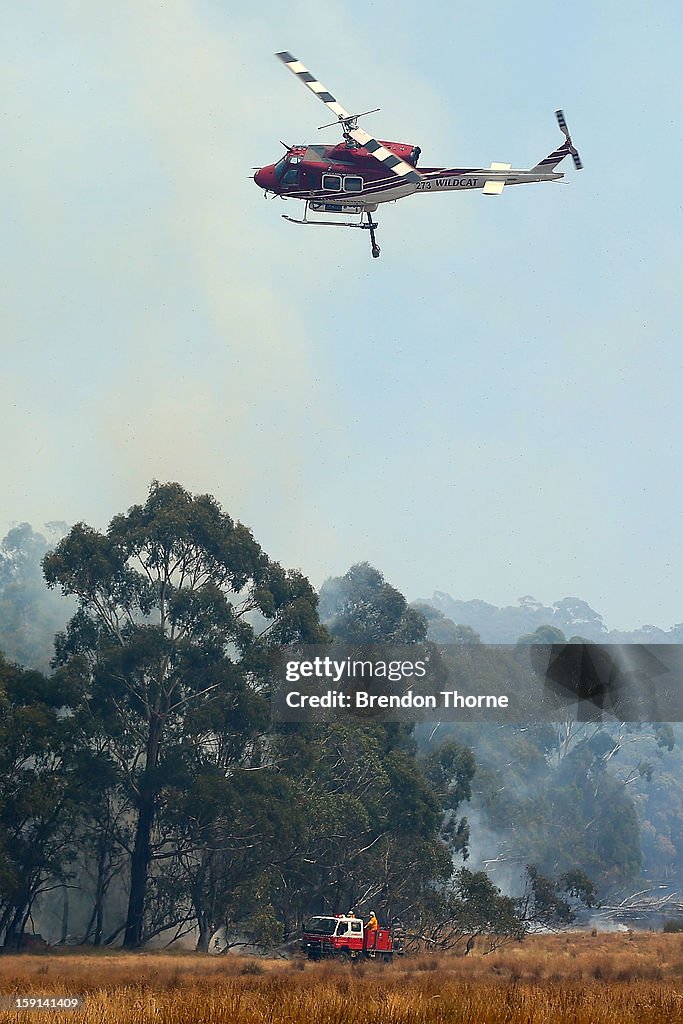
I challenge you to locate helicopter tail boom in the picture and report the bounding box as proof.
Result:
[529,139,573,174]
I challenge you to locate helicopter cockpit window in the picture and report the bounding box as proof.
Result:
[274,158,288,182]
[343,176,363,193]
[282,166,300,187]
[322,173,342,191]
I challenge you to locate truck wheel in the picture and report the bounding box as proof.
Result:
[338,950,352,963]
[382,953,392,964]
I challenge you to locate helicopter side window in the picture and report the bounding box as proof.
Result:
[322,173,342,191]
[344,176,363,193]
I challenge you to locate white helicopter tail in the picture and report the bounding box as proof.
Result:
[530,110,582,173]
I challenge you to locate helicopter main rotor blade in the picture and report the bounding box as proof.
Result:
[345,126,421,184]
[276,52,352,122]
[275,51,421,185]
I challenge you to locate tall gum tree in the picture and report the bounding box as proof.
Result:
[43,481,326,948]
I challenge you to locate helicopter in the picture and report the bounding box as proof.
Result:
[254,52,582,259]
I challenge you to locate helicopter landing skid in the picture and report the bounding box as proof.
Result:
[282,205,380,257]
[282,214,376,229]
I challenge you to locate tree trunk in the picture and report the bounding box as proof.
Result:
[196,923,213,953]
[87,852,106,946]
[4,899,31,951]
[94,884,104,947]
[93,829,113,946]
[193,890,216,953]
[60,886,69,944]
[123,791,154,948]
[123,715,162,948]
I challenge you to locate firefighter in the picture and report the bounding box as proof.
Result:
[366,910,379,954]
[348,909,357,918]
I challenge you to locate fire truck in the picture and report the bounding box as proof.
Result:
[302,914,404,962]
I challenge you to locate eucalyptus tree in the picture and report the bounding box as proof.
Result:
[44,481,326,947]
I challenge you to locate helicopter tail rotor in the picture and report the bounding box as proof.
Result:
[555,109,583,169]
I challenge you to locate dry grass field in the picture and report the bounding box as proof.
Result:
[0,932,682,1023]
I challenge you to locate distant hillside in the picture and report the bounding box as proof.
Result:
[415,592,683,644]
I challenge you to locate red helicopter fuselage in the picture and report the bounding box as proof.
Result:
[254,140,422,207]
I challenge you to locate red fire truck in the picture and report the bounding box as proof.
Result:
[302,914,404,962]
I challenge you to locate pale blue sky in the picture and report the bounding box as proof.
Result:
[2,1,682,630]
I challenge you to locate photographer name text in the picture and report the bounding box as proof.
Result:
[284,690,509,710]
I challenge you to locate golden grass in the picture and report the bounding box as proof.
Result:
[0,933,682,1023]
